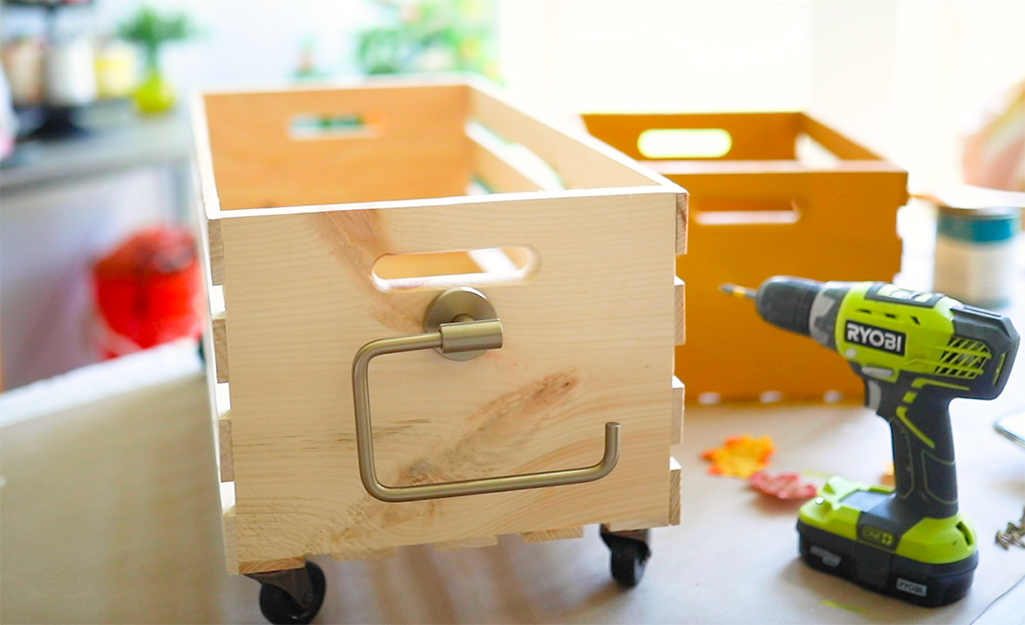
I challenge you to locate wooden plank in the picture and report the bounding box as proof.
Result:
[672,376,684,447]
[799,113,884,161]
[467,124,545,193]
[221,484,238,574]
[216,189,678,563]
[433,536,498,552]
[602,518,665,532]
[674,277,685,346]
[649,159,807,175]
[676,192,688,255]
[190,93,222,221]
[207,218,224,286]
[238,557,305,575]
[212,313,228,384]
[661,164,905,402]
[659,168,907,242]
[223,506,239,575]
[581,112,802,161]
[202,83,472,210]
[669,456,682,526]
[469,81,666,190]
[519,526,584,543]
[218,415,233,482]
[332,547,397,561]
[646,158,905,176]
[602,456,681,532]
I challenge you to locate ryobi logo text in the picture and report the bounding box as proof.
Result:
[845,321,906,356]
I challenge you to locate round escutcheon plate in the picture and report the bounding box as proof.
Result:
[423,287,497,361]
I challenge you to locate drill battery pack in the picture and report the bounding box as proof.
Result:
[798,521,977,607]
[797,476,979,607]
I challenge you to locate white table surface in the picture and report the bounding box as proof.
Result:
[1,331,1022,624]
[2,205,1023,623]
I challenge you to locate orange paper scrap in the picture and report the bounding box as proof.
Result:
[750,471,818,500]
[702,434,775,478]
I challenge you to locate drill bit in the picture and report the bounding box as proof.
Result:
[719,283,757,300]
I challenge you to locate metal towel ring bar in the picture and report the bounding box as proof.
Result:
[351,313,621,503]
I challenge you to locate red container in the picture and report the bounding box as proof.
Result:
[92,227,203,358]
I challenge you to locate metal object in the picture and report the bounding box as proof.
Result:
[996,509,1025,550]
[246,566,315,609]
[996,533,1010,550]
[934,204,1020,309]
[351,287,621,503]
[423,287,499,361]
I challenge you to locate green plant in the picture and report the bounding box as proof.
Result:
[117,7,195,71]
[356,0,498,78]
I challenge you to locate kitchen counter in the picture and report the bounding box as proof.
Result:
[0,101,191,197]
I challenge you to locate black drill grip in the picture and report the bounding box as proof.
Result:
[876,382,959,520]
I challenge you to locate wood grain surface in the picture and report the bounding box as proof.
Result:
[581,112,803,162]
[212,314,228,384]
[193,80,687,568]
[468,82,665,191]
[203,83,471,210]
[216,189,680,564]
[519,526,585,543]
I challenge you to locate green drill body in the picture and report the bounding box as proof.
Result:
[737,276,1019,606]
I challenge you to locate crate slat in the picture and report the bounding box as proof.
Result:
[519,527,585,543]
[433,536,498,552]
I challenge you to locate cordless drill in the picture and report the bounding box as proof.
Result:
[722,277,1019,607]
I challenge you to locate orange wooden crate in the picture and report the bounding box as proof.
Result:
[583,112,908,404]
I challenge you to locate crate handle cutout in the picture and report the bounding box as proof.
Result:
[372,247,539,292]
[288,111,387,140]
[637,128,733,159]
[692,198,802,226]
[351,288,621,503]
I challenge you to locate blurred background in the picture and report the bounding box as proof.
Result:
[1,0,1023,391]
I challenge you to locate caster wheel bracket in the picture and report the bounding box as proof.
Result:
[248,561,326,625]
[246,567,315,609]
[600,527,652,588]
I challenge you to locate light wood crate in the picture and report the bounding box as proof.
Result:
[583,112,908,404]
[192,78,687,575]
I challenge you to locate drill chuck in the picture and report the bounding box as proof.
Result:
[753,276,824,337]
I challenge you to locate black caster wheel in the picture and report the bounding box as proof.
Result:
[600,528,651,588]
[258,560,326,625]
